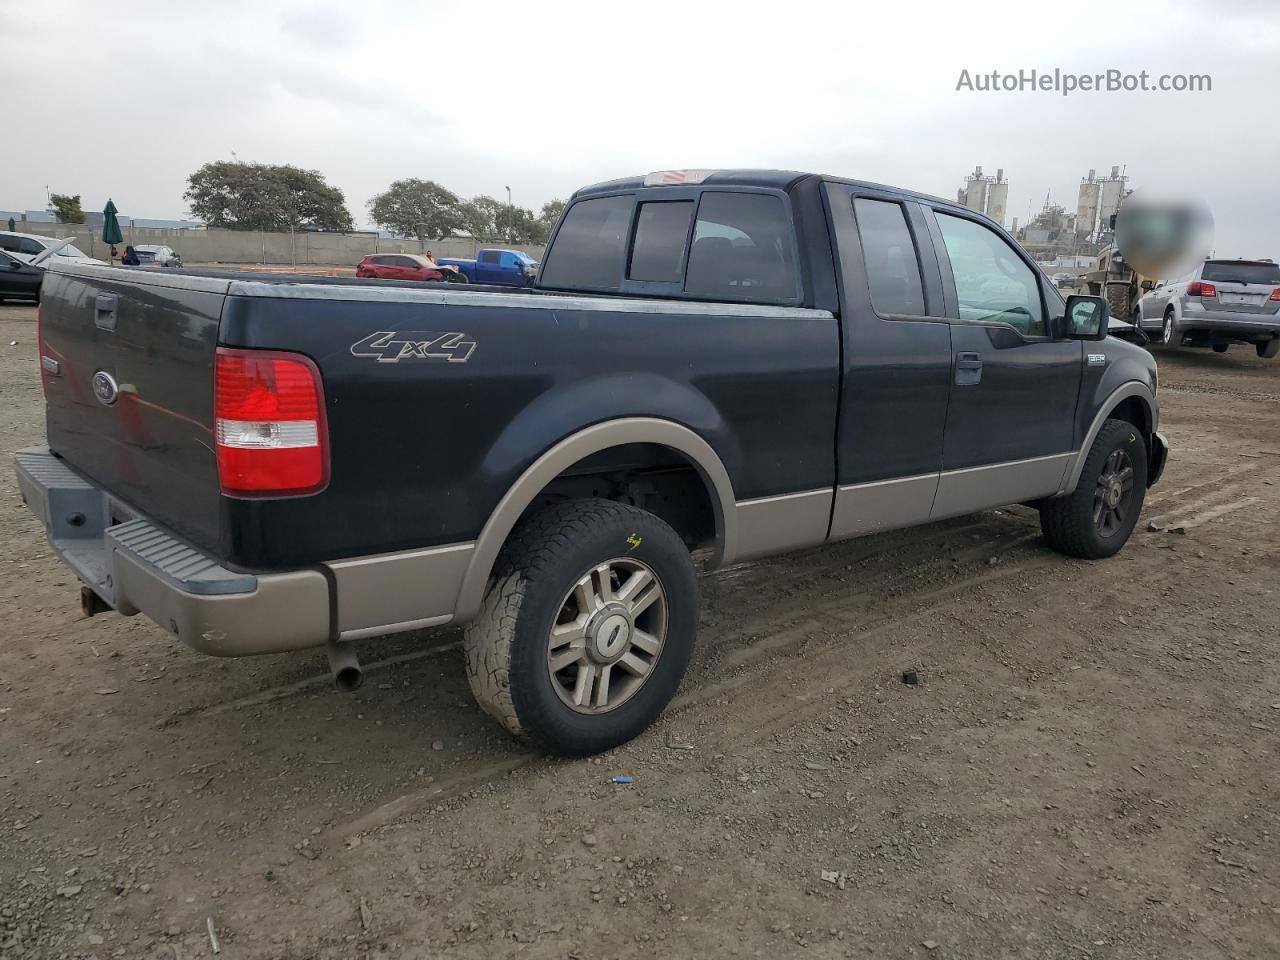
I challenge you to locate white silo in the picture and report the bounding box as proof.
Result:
[1076,169,1100,239]
[964,166,989,213]
[986,168,1009,226]
[1099,165,1127,233]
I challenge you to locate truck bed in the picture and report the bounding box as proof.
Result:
[37,260,839,571]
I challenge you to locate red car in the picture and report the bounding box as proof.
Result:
[355,254,466,283]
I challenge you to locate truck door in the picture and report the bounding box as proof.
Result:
[924,207,1082,519]
[823,184,954,539]
[476,249,500,284]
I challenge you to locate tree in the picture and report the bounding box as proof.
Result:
[539,199,565,229]
[50,193,85,224]
[367,179,465,241]
[458,195,504,241]
[184,161,354,232]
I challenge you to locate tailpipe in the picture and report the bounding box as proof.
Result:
[326,641,363,692]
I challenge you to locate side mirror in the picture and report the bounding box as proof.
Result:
[1065,294,1109,341]
[1140,279,1154,291]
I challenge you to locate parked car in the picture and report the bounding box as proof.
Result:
[437,248,538,286]
[1136,259,1280,358]
[0,250,45,302]
[0,231,105,265]
[355,253,464,283]
[133,244,183,268]
[0,238,78,303]
[16,168,1167,757]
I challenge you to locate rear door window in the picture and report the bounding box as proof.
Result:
[479,250,499,264]
[629,201,694,282]
[853,198,926,316]
[684,193,796,303]
[541,195,633,290]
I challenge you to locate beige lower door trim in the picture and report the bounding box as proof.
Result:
[931,452,1074,521]
[829,473,939,540]
[733,488,834,561]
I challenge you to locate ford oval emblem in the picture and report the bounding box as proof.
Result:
[92,370,120,406]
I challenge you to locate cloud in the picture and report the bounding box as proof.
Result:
[1,0,1276,255]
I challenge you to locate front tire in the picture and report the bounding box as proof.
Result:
[464,499,697,757]
[1040,419,1148,559]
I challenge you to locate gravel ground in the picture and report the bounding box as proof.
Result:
[1,300,1278,959]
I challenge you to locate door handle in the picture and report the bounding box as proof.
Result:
[955,352,983,386]
[94,293,119,332]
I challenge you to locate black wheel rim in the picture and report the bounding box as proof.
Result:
[1093,449,1136,538]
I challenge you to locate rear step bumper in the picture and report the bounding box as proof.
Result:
[14,447,331,656]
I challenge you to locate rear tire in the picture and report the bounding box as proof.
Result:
[1040,419,1148,560]
[1258,339,1280,359]
[1105,285,1132,324]
[1158,310,1179,350]
[464,498,697,757]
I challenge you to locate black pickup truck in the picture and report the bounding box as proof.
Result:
[16,169,1167,756]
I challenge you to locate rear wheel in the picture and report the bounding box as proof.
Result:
[464,499,697,756]
[1159,310,1179,349]
[1040,419,1148,559]
[1258,339,1280,359]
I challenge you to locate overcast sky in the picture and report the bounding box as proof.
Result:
[3,0,1277,255]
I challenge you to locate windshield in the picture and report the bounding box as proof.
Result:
[1202,261,1280,285]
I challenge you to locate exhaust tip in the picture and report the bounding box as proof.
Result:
[326,641,363,693]
[333,665,363,693]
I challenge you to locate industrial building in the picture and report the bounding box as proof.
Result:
[957,166,1008,227]
[1075,166,1128,243]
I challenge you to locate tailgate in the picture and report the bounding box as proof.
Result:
[38,262,228,555]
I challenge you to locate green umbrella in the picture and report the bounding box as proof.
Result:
[6,216,14,232]
[101,198,124,250]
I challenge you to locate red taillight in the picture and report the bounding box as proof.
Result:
[1270,288,1280,302]
[214,347,327,496]
[1187,281,1216,298]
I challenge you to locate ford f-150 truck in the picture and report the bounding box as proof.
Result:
[16,169,1168,756]
[436,248,538,286]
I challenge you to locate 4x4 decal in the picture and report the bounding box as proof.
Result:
[350,331,476,363]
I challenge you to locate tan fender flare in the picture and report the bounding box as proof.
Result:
[1060,381,1158,494]
[453,418,737,622]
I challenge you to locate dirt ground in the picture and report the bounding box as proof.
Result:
[1,300,1278,960]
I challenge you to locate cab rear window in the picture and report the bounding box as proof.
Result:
[540,195,632,290]
[684,193,797,303]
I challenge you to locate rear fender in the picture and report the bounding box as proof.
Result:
[453,402,738,622]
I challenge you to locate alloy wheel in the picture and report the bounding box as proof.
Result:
[1093,448,1135,538]
[546,558,667,714]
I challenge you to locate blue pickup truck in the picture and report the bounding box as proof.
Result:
[437,248,538,286]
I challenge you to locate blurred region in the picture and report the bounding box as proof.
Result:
[1115,190,1214,279]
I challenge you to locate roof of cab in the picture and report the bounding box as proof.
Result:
[573,169,958,211]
